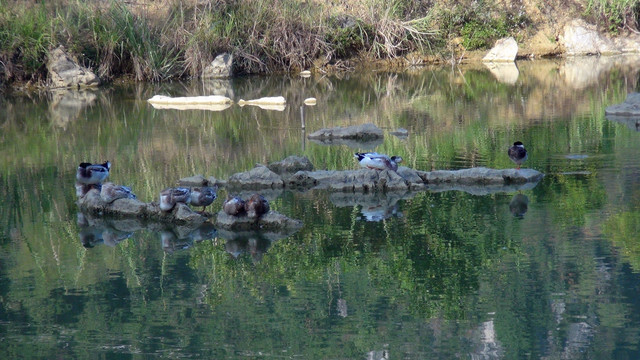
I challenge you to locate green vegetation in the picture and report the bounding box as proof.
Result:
[1,0,639,84]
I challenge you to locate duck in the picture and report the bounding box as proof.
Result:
[223,196,246,216]
[508,141,528,170]
[75,182,101,198]
[354,152,403,171]
[76,161,111,184]
[190,186,217,213]
[100,182,136,204]
[159,187,191,212]
[244,194,270,219]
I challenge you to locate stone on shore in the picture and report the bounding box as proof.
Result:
[47,46,100,88]
[483,37,518,62]
[202,53,233,79]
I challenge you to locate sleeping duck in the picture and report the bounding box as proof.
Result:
[354,152,403,171]
[508,141,528,170]
[159,187,191,212]
[223,196,246,216]
[244,194,270,219]
[76,161,111,184]
[190,186,217,213]
[100,182,136,204]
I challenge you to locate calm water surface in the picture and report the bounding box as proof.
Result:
[1,57,640,359]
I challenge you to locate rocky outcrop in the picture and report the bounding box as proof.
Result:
[77,188,206,226]
[267,155,314,176]
[560,19,640,56]
[483,37,518,62]
[46,46,100,88]
[226,157,544,193]
[202,53,233,79]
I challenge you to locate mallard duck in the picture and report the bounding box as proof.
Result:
[244,194,270,219]
[159,187,191,212]
[354,152,403,171]
[76,161,111,184]
[223,196,246,216]
[508,141,528,170]
[190,186,217,212]
[100,182,136,204]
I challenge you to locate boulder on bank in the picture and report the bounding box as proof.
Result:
[46,46,100,88]
[483,37,518,62]
[308,123,384,141]
[202,53,233,79]
[77,188,206,226]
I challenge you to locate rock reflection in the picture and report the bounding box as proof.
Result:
[605,114,640,132]
[330,192,410,222]
[483,62,519,85]
[49,89,97,129]
[217,227,299,263]
[77,212,217,250]
[308,137,384,150]
[509,193,529,219]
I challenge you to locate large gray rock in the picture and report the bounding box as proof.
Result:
[605,92,640,116]
[202,53,233,79]
[227,164,284,189]
[308,123,384,140]
[483,37,519,62]
[47,46,99,88]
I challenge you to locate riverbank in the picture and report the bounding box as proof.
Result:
[1,0,639,87]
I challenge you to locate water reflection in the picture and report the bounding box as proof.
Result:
[217,229,289,263]
[509,193,529,218]
[483,62,519,84]
[330,192,407,222]
[77,212,217,250]
[605,114,640,132]
[49,89,97,129]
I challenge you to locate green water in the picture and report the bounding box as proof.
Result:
[2,58,640,359]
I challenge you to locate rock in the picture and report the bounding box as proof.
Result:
[267,156,314,175]
[390,128,409,138]
[308,137,383,150]
[307,123,384,140]
[77,186,206,226]
[178,174,209,187]
[420,167,543,185]
[227,164,284,189]
[202,53,233,79]
[605,92,640,116]
[561,19,616,56]
[214,210,303,232]
[46,46,100,88]
[483,37,519,62]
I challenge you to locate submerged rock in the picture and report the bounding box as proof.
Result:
[605,92,640,116]
[308,123,383,140]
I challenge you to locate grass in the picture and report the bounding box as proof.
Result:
[0,0,639,85]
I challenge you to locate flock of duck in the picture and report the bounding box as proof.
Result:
[75,141,527,219]
[75,162,271,220]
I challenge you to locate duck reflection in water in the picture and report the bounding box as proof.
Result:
[509,193,529,219]
[77,212,133,248]
[218,229,279,264]
[330,192,405,222]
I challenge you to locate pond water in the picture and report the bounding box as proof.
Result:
[1,56,640,359]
